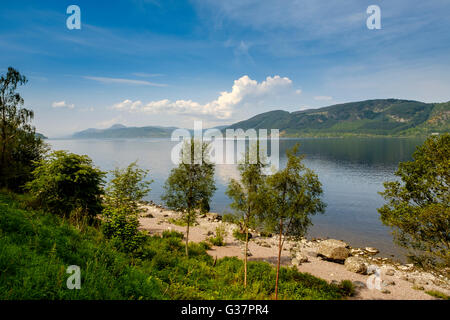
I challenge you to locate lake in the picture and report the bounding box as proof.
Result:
[48,137,425,260]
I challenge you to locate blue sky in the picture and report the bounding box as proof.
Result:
[1,0,450,137]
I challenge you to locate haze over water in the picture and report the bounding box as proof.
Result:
[49,137,425,260]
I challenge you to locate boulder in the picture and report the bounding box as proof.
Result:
[365,247,379,255]
[344,257,367,274]
[385,268,395,276]
[318,239,350,262]
[296,253,309,263]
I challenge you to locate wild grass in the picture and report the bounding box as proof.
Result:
[0,192,346,300]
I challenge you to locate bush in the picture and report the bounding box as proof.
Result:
[208,224,227,246]
[337,280,355,297]
[222,213,238,224]
[25,151,105,220]
[102,162,152,253]
[102,207,146,253]
[233,228,252,241]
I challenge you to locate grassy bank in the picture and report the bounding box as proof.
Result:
[0,192,348,300]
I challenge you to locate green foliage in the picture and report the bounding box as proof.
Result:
[26,151,105,220]
[222,212,239,224]
[102,162,152,253]
[233,228,251,242]
[425,290,450,300]
[226,143,267,286]
[263,144,326,240]
[337,280,355,297]
[208,224,227,246]
[261,144,325,298]
[102,207,146,253]
[0,192,345,300]
[0,67,47,190]
[162,139,216,255]
[104,161,152,214]
[0,192,163,299]
[378,134,450,268]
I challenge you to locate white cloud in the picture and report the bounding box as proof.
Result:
[295,89,302,95]
[52,101,75,109]
[314,96,333,101]
[112,75,293,119]
[84,76,167,87]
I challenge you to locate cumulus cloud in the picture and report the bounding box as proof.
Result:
[112,75,293,119]
[52,101,75,109]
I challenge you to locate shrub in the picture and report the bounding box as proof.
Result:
[222,213,238,224]
[208,224,227,246]
[104,162,152,214]
[26,151,105,220]
[425,290,450,300]
[233,228,251,241]
[337,280,355,297]
[102,207,146,253]
[102,162,152,253]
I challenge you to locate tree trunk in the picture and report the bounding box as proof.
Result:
[275,218,283,300]
[185,217,190,257]
[244,226,249,288]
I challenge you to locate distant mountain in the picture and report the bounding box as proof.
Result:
[72,124,177,139]
[35,132,48,140]
[226,99,450,137]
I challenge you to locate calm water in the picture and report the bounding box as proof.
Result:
[48,137,425,260]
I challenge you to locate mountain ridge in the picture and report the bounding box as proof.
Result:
[71,99,449,138]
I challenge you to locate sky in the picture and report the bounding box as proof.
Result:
[1,0,450,137]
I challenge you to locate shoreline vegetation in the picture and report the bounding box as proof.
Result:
[1,67,449,300]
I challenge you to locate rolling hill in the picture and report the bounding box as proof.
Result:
[226,99,450,137]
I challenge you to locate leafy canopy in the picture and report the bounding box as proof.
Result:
[378,133,450,268]
[26,150,105,219]
[0,67,47,189]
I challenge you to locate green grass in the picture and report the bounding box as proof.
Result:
[0,192,346,300]
[425,290,450,300]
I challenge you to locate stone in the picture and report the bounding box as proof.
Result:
[296,253,309,263]
[382,280,395,287]
[305,250,318,258]
[381,289,391,294]
[365,247,379,255]
[352,281,366,289]
[344,257,367,274]
[318,239,350,262]
[385,268,395,276]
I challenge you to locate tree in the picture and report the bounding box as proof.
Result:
[0,67,46,189]
[26,151,105,220]
[226,144,266,288]
[263,144,325,299]
[102,162,152,253]
[104,161,152,214]
[378,134,450,268]
[162,139,216,256]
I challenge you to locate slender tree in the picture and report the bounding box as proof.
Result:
[162,139,216,256]
[226,144,266,288]
[263,144,325,299]
[378,133,449,268]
